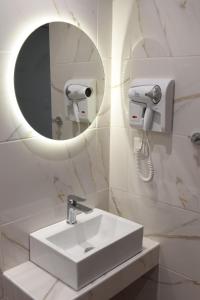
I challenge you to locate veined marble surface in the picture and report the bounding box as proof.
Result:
[3,238,159,300]
[110,0,200,299]
[0,0,200,299]
[0,1,112,299]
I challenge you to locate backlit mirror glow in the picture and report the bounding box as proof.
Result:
[14,22,105,140]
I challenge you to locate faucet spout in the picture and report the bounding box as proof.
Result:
[67,194,93,225]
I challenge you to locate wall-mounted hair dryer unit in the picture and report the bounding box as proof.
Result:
[128,84,162,131]
[64,79,96,124]
[128,79,175,182]
[128,79,175,133]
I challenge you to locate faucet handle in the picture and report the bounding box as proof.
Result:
[67,194,86,205]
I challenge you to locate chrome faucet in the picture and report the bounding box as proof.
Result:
[67,194,93,224]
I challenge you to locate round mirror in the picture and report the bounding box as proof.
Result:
[14,22,105,140]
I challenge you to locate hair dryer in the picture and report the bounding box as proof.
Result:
[64,83,92,124]
[128,85,161,131]
[128,84,162,182]
[65,84,92,101]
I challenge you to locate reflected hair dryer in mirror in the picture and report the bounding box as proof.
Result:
[64,79,96,126]
[65,84,92,101]
[14,21,104,140]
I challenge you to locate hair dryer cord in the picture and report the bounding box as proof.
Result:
[73,102,81,135]
[135,132,154,182]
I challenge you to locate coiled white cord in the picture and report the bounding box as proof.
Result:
[73,102,81,135]
[135,131,154,182]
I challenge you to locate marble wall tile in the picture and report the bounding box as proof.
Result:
[110,86,130,129]
[110,0,200,299]
[0,204,65,272]
[0,0,98,52]
[96,89,111,129]
[65,130,98,196]
[110,189,200,282]
[112,0,141,61]
[128,131,200,213]
[0,230,29,274]
[110,127,129,191]
[97,0,112,59]
[70,129,109,194]
[54,0,98,43]
[112,266,200,300]
[0,139,67,224]
[118,0,200,59]
[133,0,171,58]
[49,22,99,64]
[84,189,109,213]
[112,0,170,60]
[145,266,200,300]
[111,60,131,128]
[96,59,111,128]
[95,129,110,191]
[173,98,200,138]
[50,62,104,94]
[0,129,109,225]
[153,0,200,57]
[0,273,3,300]
[0,0,60,52]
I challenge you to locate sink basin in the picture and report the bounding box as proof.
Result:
[30,209,143,290]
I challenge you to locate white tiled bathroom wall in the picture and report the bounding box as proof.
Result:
[49,22,105,139]
[1,0,200,299]
[0,1,112,298]
[110,0,200,299]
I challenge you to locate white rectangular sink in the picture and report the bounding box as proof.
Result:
[30,209,143,290]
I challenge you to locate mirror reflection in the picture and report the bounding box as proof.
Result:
[14,22,105,140]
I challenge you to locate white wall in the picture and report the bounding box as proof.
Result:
[110,0,200,299]
[49,22,105,139]
[0,1,112,298]
[1,0,200,299]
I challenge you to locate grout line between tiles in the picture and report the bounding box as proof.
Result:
[157,263,200,283]
[109,187,200,217]
[0,137,34,145]
[0,189,109,228]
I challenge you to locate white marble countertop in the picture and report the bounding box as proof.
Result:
[3,238,159,300]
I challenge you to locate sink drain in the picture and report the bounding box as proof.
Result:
[84,246,94,253]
